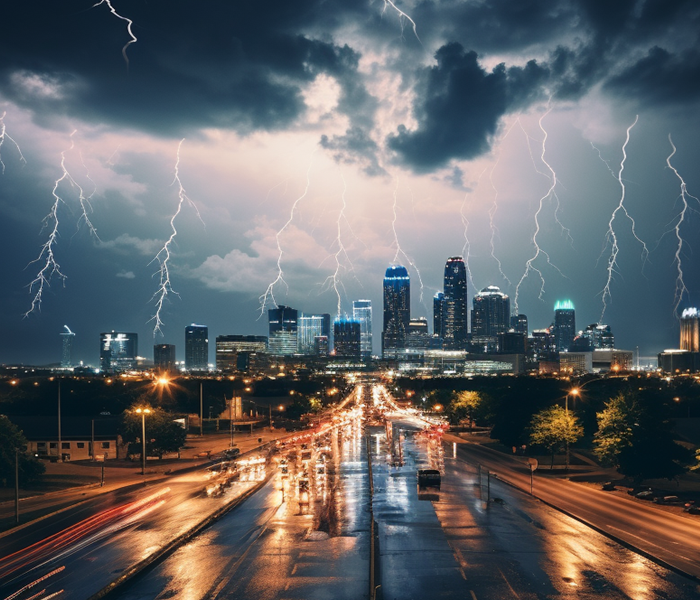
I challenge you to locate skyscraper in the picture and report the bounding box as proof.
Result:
[154,344,176,372]
[100,331,138,372]
[443,257,468,350]
[185,324,209,371]
[581,323,614,349]
[510,314,528,336]
[352,300,373,358]
[471,285,510,352]
[216,335,268,370]
[334,319,361,357]
[298,313,331,355]
[680,307,700,352]
[433,292,445,339]
[268,305,299,356]
[60,325,75,368]
[554,300,576,352]
[382,265,410,357]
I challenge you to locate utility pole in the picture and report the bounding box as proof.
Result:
[91,419,95,461]
[199,381,203,437]
[269,404,272,431]
[229,397,234,448]
[57,378,62,462]
[15,448,20,524]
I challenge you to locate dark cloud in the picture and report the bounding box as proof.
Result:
[320,126,387,176]
[0,1,374,136]
[387,43,548,171]
[606,46,700,106]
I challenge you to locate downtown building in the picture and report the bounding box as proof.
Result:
[553,300,576,352]
[153,344,176,372]
[352,300,373,358]
[99,331,138,372]
[268,305,299,356]
[216,335,268,371]
[185,324,209,371]
[334,318,361,358]
[659,307,700,373]
[442,257,468,350]
[298,313,331,356]
[60,325,75,368]
[382,265,410,358]
[471,286,510,352]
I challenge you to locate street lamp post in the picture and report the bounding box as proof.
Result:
[135,408,151,476]
[565,388,580,472]
[199,381,203,437]
[57,378,62,462]
[15,448,20,524]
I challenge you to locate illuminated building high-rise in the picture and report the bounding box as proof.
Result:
[268,305,298,356]
[443,257,468,350]
[554,300,576,352]
[60,325,75,368]
[334,319,361,357]
[433,292,445,339]
[216,335,267,370]
[510,314,528,336]
[352,300,373,358]
[298,314,331,355]
[471,286,510,352]
[185,324,209,371]
[680,307,700,352]
[581,323,615,349]
[382,265,410,357]
[100,331,138,372]
[154,344,176,372]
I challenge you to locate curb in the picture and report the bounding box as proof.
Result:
[451,445,700,585]
[87,476,270,600]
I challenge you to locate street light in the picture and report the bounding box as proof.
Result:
[565,388,580,472]
[135,408,151,475]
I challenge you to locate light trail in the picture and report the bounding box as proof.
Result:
[92,0,138,71]
[390,176,425,303]
[25,131,100,316]
[666,134,699,316]
[0,111,27,174]
[599,115,649,322]
[514,107,566,313]
[150,139,202,336]
[3,567,65,600]
[259,153,315,316]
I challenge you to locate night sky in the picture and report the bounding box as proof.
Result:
[1,0,699,365]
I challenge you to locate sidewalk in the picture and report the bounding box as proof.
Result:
[0,428,293,534]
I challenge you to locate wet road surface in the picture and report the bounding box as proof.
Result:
[116,411,370,600]
[374,418,700,600]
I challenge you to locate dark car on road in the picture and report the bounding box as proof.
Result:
[417,469,441,490]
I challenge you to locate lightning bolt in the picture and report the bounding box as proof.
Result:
[666,134,699,316]
[92,0,138,71]
[259,154,315,316]
[391,175,425,303]
[487,135,513,287]
[459,167,488,293]
[514,106,567,313]
[25,131,100,316]
[381,0,421,44]
[0,111,27,173]
[321,170,350,318]
[599,115,649,323]
[149,139,202,336]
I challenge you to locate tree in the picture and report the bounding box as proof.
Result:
[0,416,45,487]
[120,406,187,459]
[529,406,583,469]
[593,393,638,466]
[448,391,483,429]
[595,391,693,481]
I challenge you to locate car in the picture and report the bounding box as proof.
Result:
[636,490,655,500]
[685,505,700,515]
[601,482,616,491]
[417,469,441,490]
[223,447,240,458]
[653,495,681,505]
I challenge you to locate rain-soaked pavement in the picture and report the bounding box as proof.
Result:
[374,419,700,600]
[117,410,370,600]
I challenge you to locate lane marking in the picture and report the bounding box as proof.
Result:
[498,566,521,599]
[291,564,298,575]
[470,590,477,600]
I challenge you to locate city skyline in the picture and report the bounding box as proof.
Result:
[1,2,700,364]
